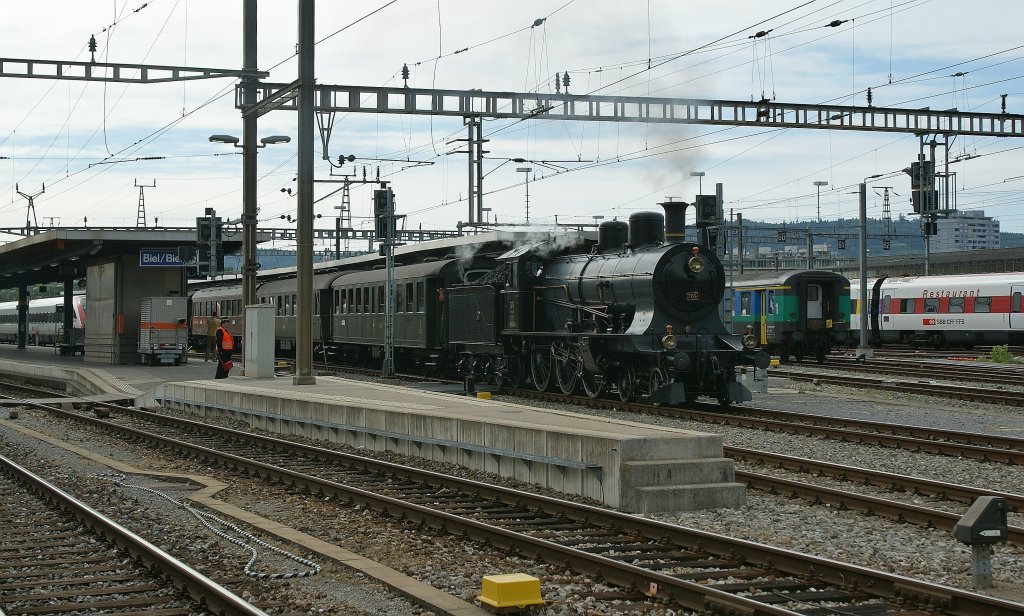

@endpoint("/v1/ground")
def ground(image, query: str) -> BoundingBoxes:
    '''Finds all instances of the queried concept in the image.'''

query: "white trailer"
[139,296,188,365]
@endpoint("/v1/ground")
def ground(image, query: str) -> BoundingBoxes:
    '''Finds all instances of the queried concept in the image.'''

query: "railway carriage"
[730,271,850,363]
[852,273,1024,348]
[189,285,249,351]
[256,272,340,356]
[328,258,494,370]
[0,295,86,354]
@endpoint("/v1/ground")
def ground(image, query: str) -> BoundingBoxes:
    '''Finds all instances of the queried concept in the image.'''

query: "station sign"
[139,247,190,267]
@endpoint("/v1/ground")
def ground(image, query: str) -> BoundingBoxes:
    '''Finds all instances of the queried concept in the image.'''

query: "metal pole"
[806,232,813,270]
[241,0,259,308]
[383,188,395,378]
[475,120,484,226]
[737,212,744,275]
[466,119,474,226]
[925,219,931,275]
[857,183,872,360]
[294,0,316,385]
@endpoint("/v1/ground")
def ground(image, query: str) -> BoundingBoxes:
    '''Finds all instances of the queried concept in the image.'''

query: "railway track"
[772,368,1024,407]
[0,453,266,616]
[15,398,1023,616]
[820,356,1024,386]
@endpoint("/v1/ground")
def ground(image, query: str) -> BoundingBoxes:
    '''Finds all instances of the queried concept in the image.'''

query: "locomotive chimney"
[660,200,689,244]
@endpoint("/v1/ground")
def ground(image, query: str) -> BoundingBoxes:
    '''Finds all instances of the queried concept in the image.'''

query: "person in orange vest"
[214,320,235,379]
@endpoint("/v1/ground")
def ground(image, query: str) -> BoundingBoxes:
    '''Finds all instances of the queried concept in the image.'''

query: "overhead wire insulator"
[554,72,560,93]
[88,35,98,63]
[562,71,570,91]
[825,19,848,28]
[866,87,873,107]
[401,63,410,87]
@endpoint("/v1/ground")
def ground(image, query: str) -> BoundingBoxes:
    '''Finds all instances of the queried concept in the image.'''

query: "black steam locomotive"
[447,202,769,406]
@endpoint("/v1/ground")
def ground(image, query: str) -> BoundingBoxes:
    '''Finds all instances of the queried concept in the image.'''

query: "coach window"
[740,292,751,316]
[416,282,425,312]
[291,294,297,316]
[396,284,405,313]
[882,294,891,314]
[975,296,992,313]
[949,297,965,313]
[807,285,819,301]
[355,288,362,314]
[1013,291,1022,313]
[364,287,370,313]
[900,298,914,313]
[924,298,939,314]
[405,282,414,312]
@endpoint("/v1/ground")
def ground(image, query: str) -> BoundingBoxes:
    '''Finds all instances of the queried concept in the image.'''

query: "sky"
[1,0,1023,251]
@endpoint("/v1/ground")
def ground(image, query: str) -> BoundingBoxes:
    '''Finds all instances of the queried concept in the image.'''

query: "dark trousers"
[215,351,232,379]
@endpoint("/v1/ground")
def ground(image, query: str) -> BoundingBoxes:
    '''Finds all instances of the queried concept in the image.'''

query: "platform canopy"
[0,228,247,288]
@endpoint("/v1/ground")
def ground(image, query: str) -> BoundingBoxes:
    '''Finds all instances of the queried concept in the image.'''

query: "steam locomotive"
[189,201,769,406]
[446,201,769,406]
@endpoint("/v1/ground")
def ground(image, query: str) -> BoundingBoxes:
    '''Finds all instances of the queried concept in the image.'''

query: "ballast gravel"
[2,369,1024,611]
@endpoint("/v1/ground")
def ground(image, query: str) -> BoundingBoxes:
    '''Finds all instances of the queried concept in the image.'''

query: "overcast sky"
[1,0,1022,249]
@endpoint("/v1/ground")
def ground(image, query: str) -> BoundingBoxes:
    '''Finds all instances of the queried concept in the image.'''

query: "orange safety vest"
[218,326,235,351]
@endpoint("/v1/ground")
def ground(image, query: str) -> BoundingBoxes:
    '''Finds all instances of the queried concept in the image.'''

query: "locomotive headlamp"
[688,255,705,273]
[662,324,678,350]
[742,334,758,349]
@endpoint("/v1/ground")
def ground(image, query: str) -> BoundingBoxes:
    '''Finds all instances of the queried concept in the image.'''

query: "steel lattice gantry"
[0,58,267,83]
[238,83,1024,137]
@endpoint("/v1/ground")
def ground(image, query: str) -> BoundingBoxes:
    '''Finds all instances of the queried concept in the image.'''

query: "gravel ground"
[2,370,1024,610]
[0,412,674,616]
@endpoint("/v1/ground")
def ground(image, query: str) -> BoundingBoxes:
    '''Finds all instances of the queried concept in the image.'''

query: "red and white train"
[851,273,1024,348]
[0,295,87,354]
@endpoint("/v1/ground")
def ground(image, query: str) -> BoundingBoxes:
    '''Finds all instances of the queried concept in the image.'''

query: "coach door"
[1012,286,1024,329]
[806,284,823,321]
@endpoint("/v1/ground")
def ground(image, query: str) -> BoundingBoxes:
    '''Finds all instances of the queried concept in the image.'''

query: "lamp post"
[208,133,291,308]
[813,180,828,222]
[690,171,705,194]
[856,174,882,361]
[517,167,532,222]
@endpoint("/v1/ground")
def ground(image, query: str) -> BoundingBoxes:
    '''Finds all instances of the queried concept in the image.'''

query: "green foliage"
[989,344,1017,364]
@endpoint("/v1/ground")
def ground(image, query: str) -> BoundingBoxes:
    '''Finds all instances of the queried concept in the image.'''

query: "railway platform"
[0,345,746,513]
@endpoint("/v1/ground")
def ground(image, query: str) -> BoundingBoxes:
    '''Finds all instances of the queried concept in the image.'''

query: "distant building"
[931,210,1000,253]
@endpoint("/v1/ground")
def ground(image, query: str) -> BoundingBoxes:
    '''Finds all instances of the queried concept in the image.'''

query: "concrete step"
[620,458,736,487]
[632,482,747,513]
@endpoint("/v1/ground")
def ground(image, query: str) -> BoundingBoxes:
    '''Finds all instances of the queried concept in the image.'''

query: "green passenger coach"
[730,270,851,363]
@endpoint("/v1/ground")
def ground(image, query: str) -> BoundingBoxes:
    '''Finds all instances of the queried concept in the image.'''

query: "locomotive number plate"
[686,291,699,301]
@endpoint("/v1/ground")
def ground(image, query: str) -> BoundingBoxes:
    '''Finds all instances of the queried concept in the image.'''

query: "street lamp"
[813,180,828,222]
[517,167,533,223]
[690,171,706,194]
[209,134,291,148]
[482,207,492,224]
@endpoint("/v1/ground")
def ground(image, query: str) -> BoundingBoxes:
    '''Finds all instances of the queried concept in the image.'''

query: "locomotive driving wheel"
[617,366,636,403]
[553,341,580,395]
[646,367,667,400]
[581,371,605,399]
[530,344,554,392]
